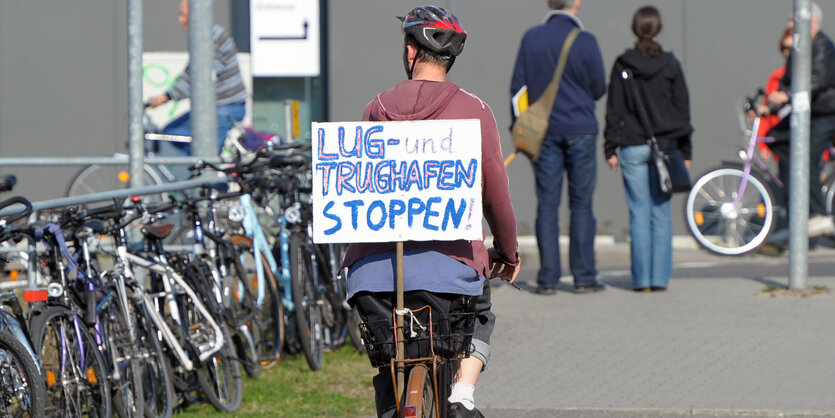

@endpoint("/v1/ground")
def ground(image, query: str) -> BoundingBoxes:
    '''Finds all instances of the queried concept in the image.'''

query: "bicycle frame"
[238,193,294,312]
[110,234,224,370]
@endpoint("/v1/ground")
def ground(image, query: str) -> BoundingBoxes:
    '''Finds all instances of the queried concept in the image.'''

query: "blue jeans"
[534,133,598,287]
[161,102,247,155]
[619,145,672,289]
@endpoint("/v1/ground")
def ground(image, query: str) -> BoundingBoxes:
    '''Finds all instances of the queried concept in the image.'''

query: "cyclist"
[757,2,835,237]
[341,6,520,418]
[147,0,248,157]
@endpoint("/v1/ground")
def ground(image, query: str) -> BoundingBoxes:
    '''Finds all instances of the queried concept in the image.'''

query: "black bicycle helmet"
[398,6,467,58]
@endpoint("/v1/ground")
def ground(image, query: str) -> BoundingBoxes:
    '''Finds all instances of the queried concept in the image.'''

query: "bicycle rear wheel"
[0,331,46,417]
[685,165,777,255]
[230,235,284,370]
[402,364,435,418]
[66,164,165,204]
[289,232,324,371]
[195,325,243,413]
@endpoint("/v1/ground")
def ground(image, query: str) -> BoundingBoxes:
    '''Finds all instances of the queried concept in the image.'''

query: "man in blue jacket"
[510,0,606,295]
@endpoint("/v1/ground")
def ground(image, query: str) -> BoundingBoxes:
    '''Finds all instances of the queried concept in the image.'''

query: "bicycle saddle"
[140,222,175,239]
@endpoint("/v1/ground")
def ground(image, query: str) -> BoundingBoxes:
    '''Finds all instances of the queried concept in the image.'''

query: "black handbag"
[622,68,691,195]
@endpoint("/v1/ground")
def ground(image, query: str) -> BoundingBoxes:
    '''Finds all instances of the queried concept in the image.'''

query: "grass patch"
[758,285,831,298]
[174,344,376,417]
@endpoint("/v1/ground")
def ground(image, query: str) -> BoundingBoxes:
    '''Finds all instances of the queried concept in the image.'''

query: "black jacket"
[603,49,693,159]
[781,31,835,116]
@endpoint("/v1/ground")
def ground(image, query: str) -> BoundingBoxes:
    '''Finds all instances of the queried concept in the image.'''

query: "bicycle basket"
[353,290,475,368]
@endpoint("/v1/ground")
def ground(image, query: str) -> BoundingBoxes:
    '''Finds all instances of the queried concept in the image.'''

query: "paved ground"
[476,239,835,417]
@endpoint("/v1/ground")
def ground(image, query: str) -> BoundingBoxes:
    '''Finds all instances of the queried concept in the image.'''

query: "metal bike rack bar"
[0,155,221,166]
[0,175,232,216]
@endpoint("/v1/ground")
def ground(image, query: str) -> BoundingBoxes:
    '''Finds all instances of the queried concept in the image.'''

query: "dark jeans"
[768,114,835,216]
[534,133,598,287]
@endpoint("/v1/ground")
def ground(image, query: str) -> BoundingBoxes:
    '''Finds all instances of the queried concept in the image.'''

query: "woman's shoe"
[650,286,667,292]
[633,287,651,292]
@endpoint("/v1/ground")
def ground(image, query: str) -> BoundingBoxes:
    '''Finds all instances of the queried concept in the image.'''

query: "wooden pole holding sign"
[395,241,405,409]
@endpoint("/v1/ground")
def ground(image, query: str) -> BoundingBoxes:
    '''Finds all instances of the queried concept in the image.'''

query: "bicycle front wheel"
[685,166,777,255]
[289,232,324,371]
[29,305,113,417]
[0,330,46,417]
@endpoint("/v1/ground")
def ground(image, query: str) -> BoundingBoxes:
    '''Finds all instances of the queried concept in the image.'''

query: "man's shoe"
[808,215,835,237]
[448,402,485,418]
[534,285,557,295]
[574,280,606,294]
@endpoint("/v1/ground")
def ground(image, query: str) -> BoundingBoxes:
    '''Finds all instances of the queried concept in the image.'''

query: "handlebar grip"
[269,154,308,168]
[0,196,33,225]
[84,287,97,327]
[0,175,17,193]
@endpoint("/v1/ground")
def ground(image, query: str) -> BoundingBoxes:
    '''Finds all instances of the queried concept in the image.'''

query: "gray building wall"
[329,0,827,237]
[0,0,830,238]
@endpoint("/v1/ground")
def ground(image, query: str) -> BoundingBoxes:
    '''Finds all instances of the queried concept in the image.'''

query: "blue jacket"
[511,12,606,135]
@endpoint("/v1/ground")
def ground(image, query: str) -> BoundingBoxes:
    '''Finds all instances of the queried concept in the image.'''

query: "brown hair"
[632,6,662,57]
[779,27,792,54]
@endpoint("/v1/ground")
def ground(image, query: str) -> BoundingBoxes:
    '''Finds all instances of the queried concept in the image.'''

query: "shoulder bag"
[621,68,691,195]
[512,27,580,162]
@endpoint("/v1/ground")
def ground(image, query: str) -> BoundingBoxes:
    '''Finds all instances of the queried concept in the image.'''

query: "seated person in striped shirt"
[147,0,248,155]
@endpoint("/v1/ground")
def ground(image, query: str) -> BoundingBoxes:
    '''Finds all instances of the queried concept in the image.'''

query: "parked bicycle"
[0,187,47,417]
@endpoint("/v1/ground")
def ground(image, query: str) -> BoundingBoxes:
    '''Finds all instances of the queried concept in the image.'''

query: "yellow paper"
[511,85,529,117]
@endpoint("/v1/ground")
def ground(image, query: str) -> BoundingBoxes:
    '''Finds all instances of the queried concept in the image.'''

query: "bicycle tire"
[0,330,46,417]
[289,232,324,371]
[402,364,436,418]
[66,164,166,204]
[135,303,174,418]
[230,235,284,369]
[29,304,113,418]
[685,165,777,255]
[823,174,835,215]
[195,324,243,413]
[97,289,145,418]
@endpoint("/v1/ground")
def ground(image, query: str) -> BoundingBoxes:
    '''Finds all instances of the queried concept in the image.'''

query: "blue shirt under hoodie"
[510,11,606,135]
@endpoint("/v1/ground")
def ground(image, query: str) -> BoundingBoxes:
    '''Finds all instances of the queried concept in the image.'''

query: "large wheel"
[685,165,777,255]
[135,304,174,418]
[823,174,835,215]
[289,232,324,371]
[66,164,166,204]
[29,305,112,418]
[195,325,243,413]
[96,289,145,418]
[230,235,284,370]
[0,330,46,417]
[402,364,435,418]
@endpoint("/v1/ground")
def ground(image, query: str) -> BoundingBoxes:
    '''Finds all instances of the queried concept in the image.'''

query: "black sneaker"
[448,402,485,418]
[574,280,606,294]
[534,285,557,295]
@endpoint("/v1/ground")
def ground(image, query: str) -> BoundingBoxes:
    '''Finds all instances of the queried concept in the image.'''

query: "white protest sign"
[312,119,483,244]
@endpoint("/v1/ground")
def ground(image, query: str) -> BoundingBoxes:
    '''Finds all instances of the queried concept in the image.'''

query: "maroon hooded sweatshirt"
[340,79,519,277]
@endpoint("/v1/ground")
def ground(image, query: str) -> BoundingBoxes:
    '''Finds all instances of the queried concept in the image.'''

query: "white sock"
[448,382,475,410]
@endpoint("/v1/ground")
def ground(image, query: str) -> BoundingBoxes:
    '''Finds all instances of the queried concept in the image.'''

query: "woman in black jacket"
[603,5,693,292]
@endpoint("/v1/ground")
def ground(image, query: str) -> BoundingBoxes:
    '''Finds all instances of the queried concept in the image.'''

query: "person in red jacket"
[342,6,519,418]
[756,27,793,161]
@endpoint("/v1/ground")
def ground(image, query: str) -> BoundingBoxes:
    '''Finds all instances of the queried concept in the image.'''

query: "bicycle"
[0,192,47,417]
[193,148,326,371]
[353,283,475,417]
[684,89,835,255]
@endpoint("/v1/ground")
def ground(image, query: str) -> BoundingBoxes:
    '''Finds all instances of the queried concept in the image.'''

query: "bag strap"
[534,27,581,114]
[621,68,659,147]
